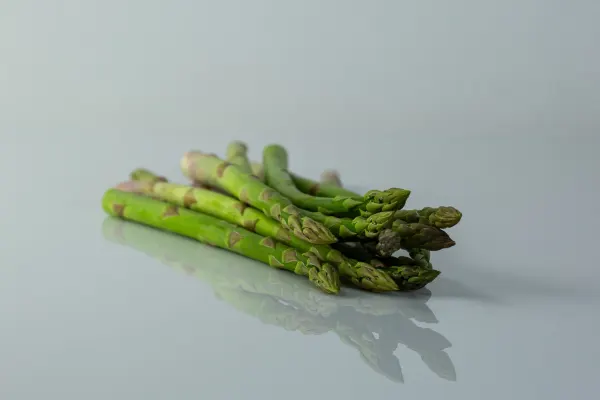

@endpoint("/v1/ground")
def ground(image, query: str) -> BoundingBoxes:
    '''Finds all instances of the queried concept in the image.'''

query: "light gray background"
[1,1,599,399]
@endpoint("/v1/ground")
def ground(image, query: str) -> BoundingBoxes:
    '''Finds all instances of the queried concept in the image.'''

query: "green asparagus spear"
[291,173,410,217]
[130,168,167,183]
[292,172,366,198]
[180,151,337,244]
[119,178,398,292]
[302,209,394,239]
[320,169,343,187]
[226,140,253,173]
[394,207,462,229]
[262,144,411,217]
[373,221,456,257]
[102,188,340,294]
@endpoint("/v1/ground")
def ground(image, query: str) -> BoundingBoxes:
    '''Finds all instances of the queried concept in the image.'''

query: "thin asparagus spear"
[119,177,398,292]
[292,172,361,198]
[226,140,253,173]
[301,209,394,239]
[320,169,343,187]
[180,151,337,244]
[102,188,340,294]
[130,168,167,183]
[263,144,411,216]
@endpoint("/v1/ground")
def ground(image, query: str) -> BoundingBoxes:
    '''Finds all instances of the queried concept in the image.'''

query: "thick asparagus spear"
[102,188,340,294]
[263,145,411,216]
[118,178,398,292]
[251,161,265,182]
[394,207,462,229]
[320,169,343,187]
[181,151,337,244]
[226,140,253,173]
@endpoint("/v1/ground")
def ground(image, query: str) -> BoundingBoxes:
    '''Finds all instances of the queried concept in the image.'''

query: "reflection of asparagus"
[102,189,340,294]
[102,218,456,382]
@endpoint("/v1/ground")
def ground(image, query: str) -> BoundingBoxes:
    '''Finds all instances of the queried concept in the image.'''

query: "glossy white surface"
[2,1,599,399]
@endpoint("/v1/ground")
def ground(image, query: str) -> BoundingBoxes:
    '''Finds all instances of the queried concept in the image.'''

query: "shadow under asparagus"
[102,217,457,383]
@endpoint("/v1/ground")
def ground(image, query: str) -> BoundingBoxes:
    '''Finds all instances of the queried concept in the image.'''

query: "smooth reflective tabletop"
[1,136,598,399]
[2,1,599,398]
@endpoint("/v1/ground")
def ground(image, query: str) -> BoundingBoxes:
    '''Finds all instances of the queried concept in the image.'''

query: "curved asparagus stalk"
[263,144,365,214]
[394,207,462,229]
[262,145,411,216]
[320,169,342,187]
[292,173,366,198]
[119,177,398,292]
[226,140,253,173]
[290,172,410,217]
[102,188,340,294]
[102,218,455,382]
[180,151,337,244]
[302,209,394,239]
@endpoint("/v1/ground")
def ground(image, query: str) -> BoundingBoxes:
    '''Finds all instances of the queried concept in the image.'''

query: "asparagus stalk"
[373,221,456,257]
[394,207,462,229]
[130,168,167,183]
[320,169,343,187]
[292,172,364,198]
[180,151,337,244]
[226,140,253,173]
[301,209,394,240]
[102,188,341,294]
[262,145,411,217]
[118,178,398,292]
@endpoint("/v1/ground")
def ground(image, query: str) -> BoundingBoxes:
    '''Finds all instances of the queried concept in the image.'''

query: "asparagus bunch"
[118,172,399,292]
[100,140,463,295]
